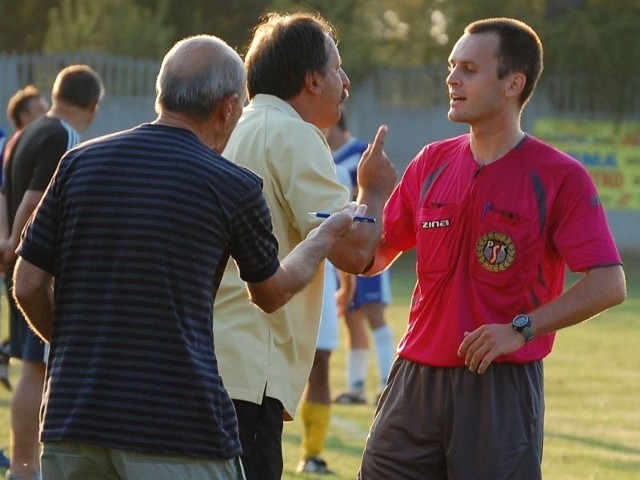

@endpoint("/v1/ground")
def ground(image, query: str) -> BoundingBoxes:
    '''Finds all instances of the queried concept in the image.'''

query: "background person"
[1,66,103,480]
[11,34,365,480]
[1,85,50,385]
[0,84,49,472]
[358,17,626,480]
[296,164,354,475]
[0,127,4,161]
[2,85,50,174]
[326,113,396,405]
[213,12,397,480]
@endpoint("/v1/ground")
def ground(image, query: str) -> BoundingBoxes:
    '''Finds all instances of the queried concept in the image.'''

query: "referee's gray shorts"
[358,357,544,480]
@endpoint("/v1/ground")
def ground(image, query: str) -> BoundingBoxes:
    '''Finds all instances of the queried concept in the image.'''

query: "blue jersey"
[333,137,368,187]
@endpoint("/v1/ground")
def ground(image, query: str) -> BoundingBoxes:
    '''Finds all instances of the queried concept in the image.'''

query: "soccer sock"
[301,401,331,460]
[347,348,369,394]
[372,325,395,391]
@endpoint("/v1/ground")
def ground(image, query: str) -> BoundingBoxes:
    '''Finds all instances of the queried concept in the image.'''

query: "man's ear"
[505,72,526,99]
[304,70,323,95]
[89,99,100,114]
[221,93,239,120]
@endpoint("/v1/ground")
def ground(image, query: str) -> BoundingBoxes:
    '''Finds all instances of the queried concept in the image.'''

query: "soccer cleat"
[296,456,334,475]
[333,391,366,405]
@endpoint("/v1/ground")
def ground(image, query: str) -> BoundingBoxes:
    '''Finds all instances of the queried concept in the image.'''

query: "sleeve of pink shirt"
[382,146,429,252]
[548,161,622,273]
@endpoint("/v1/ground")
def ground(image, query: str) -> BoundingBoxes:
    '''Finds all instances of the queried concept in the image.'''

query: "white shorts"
[316,261,339,352]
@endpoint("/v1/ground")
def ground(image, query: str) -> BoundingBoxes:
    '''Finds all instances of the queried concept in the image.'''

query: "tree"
[268,0,434,82]
[267,0,549,83]
[44,0,175,59]
[139,0,273,53]
[0,0,59,52]
[540,1,640,115]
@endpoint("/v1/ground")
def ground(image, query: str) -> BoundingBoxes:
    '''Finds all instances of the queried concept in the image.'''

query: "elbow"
[250,292,288,314]
[334,251,375,275]
[606,265,627,308]
[255,300,279,314]
[13,275,36,313]
[612,277,627,307]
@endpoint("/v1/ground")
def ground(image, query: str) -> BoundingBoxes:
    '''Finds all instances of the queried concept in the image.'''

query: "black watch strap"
[512,314,535,342]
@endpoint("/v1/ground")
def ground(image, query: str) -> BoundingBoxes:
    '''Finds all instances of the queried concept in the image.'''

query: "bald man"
[11,35,364,480]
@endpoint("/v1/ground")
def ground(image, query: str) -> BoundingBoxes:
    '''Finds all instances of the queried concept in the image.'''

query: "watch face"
[513,315,529,328]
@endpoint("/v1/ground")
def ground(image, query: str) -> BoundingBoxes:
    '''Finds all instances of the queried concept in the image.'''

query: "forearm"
[529,264,626,337]
[0,193,9,239]
[13,257,54,342]
[11,191,42,247]
[328,191,387,273]
[20,287,54,343]
[329,124,397,273]
[248,207,359,313]
[279,228,335,292]
[458,264,626,375]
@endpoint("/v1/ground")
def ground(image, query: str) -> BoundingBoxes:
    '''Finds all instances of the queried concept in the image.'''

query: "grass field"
[1,251,639,479]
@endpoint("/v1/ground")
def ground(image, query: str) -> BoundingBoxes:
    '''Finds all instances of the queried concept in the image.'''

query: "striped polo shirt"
[17,123,280,458]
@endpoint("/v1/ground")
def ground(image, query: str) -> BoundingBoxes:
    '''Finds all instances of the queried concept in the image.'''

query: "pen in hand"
[309,211,376,224]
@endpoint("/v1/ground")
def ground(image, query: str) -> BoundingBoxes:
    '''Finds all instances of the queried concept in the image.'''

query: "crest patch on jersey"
[475,231,515,272]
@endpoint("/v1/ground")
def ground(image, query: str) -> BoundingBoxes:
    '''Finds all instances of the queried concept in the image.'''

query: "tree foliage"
[267,0,551,83]
[44,0,175,58]
[540,1,640,116]
[0,0,59,53]
[1,0,638,92]
[542,2,640,76]
[135,0,273,54]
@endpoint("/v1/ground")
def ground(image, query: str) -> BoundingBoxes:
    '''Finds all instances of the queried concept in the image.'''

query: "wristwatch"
[511,314,535,342]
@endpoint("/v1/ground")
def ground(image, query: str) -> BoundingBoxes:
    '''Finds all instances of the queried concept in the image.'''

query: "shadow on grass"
[283,431,300,441]
[283,430,367,459]
[325,436,368,458]
[546,430,640,455]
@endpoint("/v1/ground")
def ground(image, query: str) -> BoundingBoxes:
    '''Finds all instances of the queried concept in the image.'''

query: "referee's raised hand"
[356,125,397,199]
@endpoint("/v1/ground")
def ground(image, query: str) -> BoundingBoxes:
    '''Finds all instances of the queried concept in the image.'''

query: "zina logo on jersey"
[422,219,450,229]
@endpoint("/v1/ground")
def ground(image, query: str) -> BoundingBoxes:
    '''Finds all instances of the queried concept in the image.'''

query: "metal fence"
[0,53,638,251]
[0,52,158,98]
[371,66,640,120]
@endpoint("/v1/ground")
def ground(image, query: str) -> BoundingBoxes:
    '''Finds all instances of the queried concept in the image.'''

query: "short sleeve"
[228,183,281,283]
[382,149,427,252]
[550,163,621,272]
[268,124,350,238]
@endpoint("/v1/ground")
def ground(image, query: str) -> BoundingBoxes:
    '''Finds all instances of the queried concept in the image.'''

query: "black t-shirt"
[4,115,79,229]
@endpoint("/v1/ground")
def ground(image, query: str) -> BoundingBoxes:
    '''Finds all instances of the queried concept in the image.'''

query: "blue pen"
[309,211,376,224]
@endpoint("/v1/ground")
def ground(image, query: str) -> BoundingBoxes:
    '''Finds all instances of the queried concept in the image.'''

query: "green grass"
[281,251,640,479]
[1,251,639,479]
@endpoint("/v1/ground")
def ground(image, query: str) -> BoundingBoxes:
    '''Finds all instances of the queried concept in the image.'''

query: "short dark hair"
[52,64,104,109]
[465,18,543,107]
[7,84,43,128]
[245,12,337,100]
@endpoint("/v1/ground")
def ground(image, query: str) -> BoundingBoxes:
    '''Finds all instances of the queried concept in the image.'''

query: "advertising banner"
[534,119,640,210]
